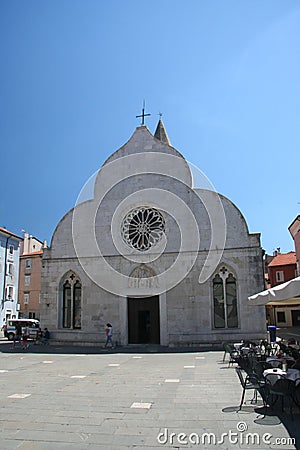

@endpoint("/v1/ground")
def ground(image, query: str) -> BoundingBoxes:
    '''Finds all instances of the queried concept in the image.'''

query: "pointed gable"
[102,124,185,166]
[154,119,171,145]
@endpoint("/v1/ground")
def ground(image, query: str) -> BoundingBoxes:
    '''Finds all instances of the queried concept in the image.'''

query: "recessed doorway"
[292,309,300,326]
[127,296,160,344]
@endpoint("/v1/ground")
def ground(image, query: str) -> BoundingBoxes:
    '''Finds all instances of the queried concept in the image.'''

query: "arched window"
[62,281,71,328]
[213,274,225,328]
[61,273,82,329]
[73,280,82,329]
[213,267,238,329]
[226,273,238,328]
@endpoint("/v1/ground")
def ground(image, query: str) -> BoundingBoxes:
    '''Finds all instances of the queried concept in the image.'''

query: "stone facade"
[40,123,266,346]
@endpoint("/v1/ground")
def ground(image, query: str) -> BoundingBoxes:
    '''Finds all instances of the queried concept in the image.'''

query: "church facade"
[40,120,266,346]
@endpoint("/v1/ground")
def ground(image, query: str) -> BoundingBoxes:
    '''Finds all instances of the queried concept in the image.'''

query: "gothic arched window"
[213,267,238,329]
[63,280,71,328]
[226,273,238,328]
[61,273,82,329]
[73,280,82,329]
[213,274,225,328]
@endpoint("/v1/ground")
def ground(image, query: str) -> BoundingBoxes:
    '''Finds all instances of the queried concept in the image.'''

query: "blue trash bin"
[268,325,277,343]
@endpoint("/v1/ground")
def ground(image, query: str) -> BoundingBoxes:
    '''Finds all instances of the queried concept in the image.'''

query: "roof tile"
[268,252,296,267]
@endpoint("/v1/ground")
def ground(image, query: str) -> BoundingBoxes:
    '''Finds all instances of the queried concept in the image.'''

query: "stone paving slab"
[0,344,299,449]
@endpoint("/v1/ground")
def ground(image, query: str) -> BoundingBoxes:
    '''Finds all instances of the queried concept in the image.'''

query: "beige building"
[41,121,266,346]
[18,233,46,320]
[289,215,300,274]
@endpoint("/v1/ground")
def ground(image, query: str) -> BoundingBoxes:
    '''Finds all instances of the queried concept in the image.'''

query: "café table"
[263,368,300,385]
[233,342,254,355]
[266,355,294,368]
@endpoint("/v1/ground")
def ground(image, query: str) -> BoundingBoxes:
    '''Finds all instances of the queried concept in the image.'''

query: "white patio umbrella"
[248,276,300,306]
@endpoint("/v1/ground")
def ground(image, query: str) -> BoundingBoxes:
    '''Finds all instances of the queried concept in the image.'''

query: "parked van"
[4,319,40,340]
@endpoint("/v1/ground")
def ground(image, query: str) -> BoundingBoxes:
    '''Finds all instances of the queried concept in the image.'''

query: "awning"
[248,276,300,306]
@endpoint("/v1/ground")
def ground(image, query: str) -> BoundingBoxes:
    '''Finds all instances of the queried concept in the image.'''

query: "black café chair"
[291,378,300,409]
[289,348,300,361]
[235,367,264,411]
[252,360,272,380]
[264,373,295,419]
[246,352,258,372]
[237,354,252,373]
[287,359,296,369]
[223,343,240,367]
[223,342,233,362]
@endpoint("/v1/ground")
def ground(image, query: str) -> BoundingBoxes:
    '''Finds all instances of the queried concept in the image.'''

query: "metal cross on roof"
[136,101,151,125]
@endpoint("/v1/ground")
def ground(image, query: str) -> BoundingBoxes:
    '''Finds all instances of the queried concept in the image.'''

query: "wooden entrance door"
[127,296,160,344]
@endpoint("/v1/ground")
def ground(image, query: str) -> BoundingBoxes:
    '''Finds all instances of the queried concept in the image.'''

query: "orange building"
[268,251,297,287]
[18,233,46,320]
[265,251,299,327]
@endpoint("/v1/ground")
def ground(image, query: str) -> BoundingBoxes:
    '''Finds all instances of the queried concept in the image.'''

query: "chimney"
[23,232,29,254]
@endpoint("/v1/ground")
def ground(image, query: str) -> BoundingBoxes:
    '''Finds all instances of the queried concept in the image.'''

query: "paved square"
[0,346,299,449]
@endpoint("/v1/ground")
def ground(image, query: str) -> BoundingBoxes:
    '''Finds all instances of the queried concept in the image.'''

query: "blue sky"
[1,0,299,254]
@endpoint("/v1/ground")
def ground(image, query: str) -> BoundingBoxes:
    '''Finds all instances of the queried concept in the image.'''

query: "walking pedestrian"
[13,323,22,348]
[104,323,114,349]
[22,325,30,350]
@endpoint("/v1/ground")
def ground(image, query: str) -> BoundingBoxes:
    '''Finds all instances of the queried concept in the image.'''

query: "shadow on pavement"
[219,356,300,447]
[0,339,220,355]
[253,405,300,445]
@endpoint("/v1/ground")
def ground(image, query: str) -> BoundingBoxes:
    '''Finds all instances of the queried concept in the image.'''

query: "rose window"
[121,207,165,251]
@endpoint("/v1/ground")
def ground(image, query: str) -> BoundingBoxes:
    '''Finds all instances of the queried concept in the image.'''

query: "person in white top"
[104,323,114,349]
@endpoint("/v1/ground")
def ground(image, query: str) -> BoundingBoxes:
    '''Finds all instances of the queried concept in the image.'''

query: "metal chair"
[264,373,295,419]
[252,360,272,380]
[223,343,240,367]
[235,368,264,411]
[222,342,233,362]
[291,377,300,410]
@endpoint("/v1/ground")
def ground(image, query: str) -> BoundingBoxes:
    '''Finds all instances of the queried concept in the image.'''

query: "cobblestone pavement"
[0,338,299,450]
